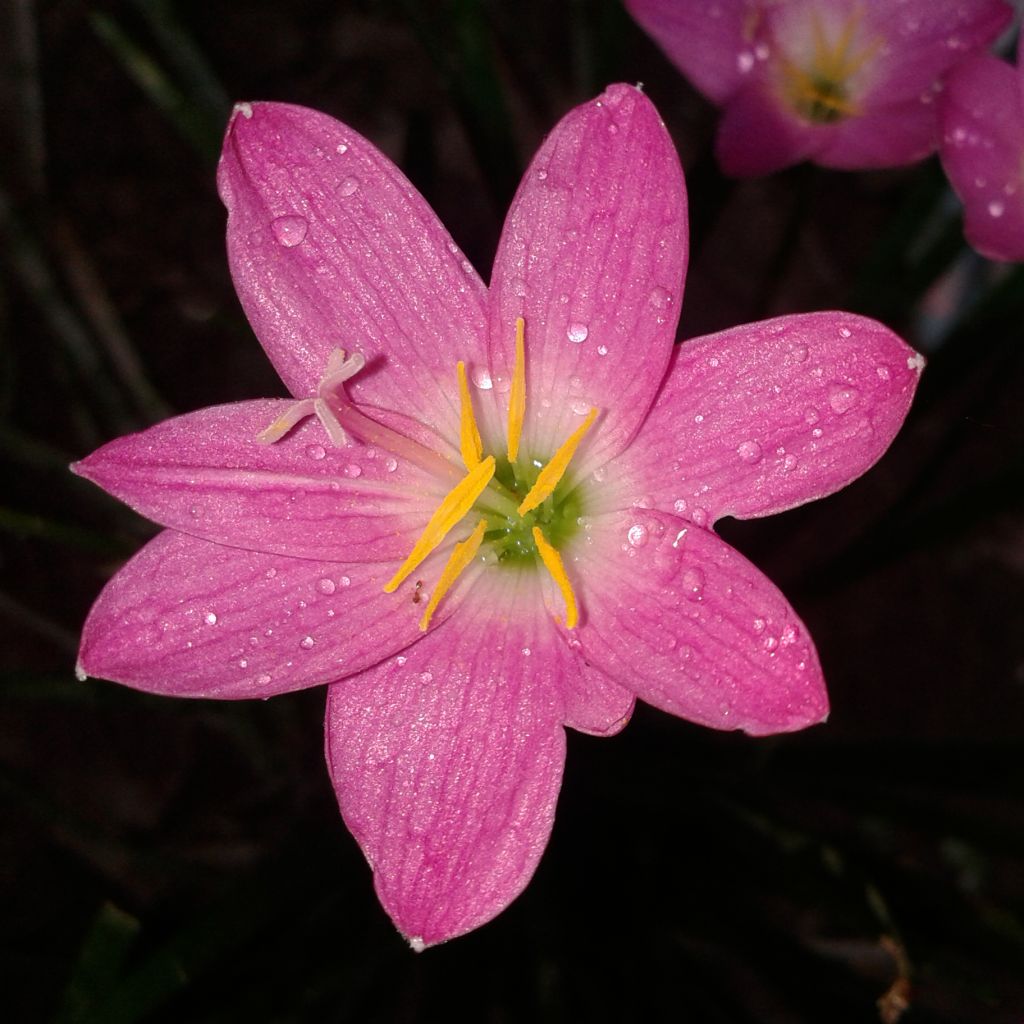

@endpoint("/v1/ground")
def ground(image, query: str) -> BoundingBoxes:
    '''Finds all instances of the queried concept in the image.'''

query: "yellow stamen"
[384,456,495,593]
[517,407,598,516]
[506,317,526,463]
[532,526,578,629]
[457,361,483,469]
[419,518,487,631]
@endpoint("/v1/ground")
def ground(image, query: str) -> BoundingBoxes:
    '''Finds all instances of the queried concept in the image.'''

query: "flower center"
[776,5,880,124]
[258,318,596,633]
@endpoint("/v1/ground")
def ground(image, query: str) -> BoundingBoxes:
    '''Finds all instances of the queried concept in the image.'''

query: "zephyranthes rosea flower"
[625,0,1011,176]
[939,36,1024,261]
[75,85,922,947]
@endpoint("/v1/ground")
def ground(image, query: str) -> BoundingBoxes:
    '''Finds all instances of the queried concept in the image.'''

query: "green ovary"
[481,455,584,566]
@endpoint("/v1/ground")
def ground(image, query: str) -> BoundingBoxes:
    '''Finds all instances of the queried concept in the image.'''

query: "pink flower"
[626,0,1011,176]
[939,37,1024,261]
[74,86,921,948]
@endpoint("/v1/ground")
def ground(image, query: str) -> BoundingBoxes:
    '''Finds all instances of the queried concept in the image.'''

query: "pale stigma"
[532,525,578,629]
[257,348,365,446]
[419,518,487,630]
[506,317,526,463]
[457,361,483,469]
[384,456,496,593]
[518,407,598,516]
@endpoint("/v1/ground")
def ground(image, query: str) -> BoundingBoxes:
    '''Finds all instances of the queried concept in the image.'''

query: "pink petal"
[599,313,921,524]
[624,0,750,103]
[77,530,461,698]
[560,660,635,737]
[73,400,448,563]
[939,53,1024,262]
[325,582,566,947]
[865,0,1012,101]
[570,509,828,736]
[218,102,488,432]
[816,97,938,169]
[716,80,825,177]
[487,84,688,469]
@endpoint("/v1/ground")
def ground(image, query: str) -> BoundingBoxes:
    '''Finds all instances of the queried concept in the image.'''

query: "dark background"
[2,1,1022,1021]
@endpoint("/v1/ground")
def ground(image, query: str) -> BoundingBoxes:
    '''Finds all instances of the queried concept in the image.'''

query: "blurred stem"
[90,12,221,162]
[398,0,522,210]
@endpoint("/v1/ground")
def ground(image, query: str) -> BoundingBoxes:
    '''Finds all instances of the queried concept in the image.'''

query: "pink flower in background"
[939,37,1024,261]
[626,0,1012,176]
[75,86,921,947]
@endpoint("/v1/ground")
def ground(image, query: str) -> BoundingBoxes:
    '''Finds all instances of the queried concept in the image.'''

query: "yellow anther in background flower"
[532,526,578,629]
[384,456,495,593]
[419,518,487,630]
[506,317,526,463]
[518,407,598,516]
[457,361,483,469]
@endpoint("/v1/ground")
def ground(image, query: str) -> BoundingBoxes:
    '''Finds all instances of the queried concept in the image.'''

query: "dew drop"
[318,578,337,595]
[522,647,532,657]
[673,498,688,514]
[271,215,308,247]
[829,384,859,414]
[592,465,607,483]
[737,50,755,73]
[256,673,272,686]
[737,440,762,464]
[838,326,852,339]
[627,523,649,547]
[471,366,493,390]
[300,635,315,650]
[568,375,582,390]
[419,671,434,684]
[804,406,819,425]
[780,624,798,646]
[338,177,360,197]
[782,453,798,472]
[306,443,326,461]
[681,567,705,601]
[204,611,218,625]
[690,507,708,527]
[789,344,809,363]
[385,457,398,472]
[876,365,891,381]
[536,168,548,181]
[988,199,1005,218]
[812,427,823,438]
[335,142,349,155]
[265,567,277,579]
[396,655,407,666]
[571,398,590,415]
[648,286,672,309]
[238,658,248,669]
[567,322,589,344]
[597,344,609,356]
[339,575,351,587]
[344,463,362,478]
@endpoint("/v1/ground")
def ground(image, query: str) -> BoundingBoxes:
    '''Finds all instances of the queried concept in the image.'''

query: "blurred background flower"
[1,1,1022,1021]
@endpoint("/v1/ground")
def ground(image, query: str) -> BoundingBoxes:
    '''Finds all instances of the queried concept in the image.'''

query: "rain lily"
[939,36,1024,261]
[625,0,1011,176]
[75,85,922,947]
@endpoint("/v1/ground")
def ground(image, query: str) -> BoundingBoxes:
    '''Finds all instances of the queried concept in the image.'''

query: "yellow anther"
[384,456,495,593]
[532,526,578,629]
[419,518,487,631]
[517,407,598,516]
[457,361,483,469]
[506,317,526,463]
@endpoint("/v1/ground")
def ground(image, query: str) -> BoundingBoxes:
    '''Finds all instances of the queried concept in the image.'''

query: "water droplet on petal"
[804,406,819,425]
[627,523,649,547]
[567,322,589,344]
[838,326,852,339]
[385,457,398,472]
[690,507,708,527]
[829,384,859,414]
[536,168,548,181]
[300,635,315,650]
[737,440,762,464]
[471,366,493,390]
[271,215,308,247]
[752,618,766,633]
[681,567,705,601]
[318,578,336,595]
[339,575,351,587]
[789,345,809,363]
[306,444,326,460]
[238,658,248,669]
[335,142,349,155]
[673,498,687,514]
[344,463,362,478]
[204,611,218,625]
[592,465,606,482]
[522,647,532,656]
[571,398,590,415]
[648,286,672,309]
[782,453,798,472]
[876,365,891,381]
[737,50,755,73]
[338,177,360,197]
[419,671,433,684]
[257,673,272,686]
[988,199,1005,218]
[597,344,609,356]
